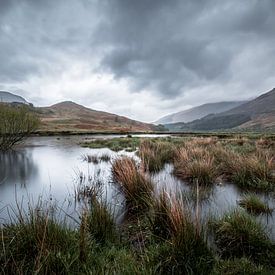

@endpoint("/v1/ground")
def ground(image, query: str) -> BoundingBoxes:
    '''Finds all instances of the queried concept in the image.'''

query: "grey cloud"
[0,0,274,120]
[96,0,275,98]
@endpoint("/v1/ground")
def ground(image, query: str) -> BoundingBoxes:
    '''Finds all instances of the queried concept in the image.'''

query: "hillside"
[37,101,158,133]
[156,101,246,124]
[0,91,29,105]
[165,88,275,132]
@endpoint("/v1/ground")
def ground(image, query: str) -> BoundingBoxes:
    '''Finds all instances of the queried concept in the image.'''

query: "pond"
[0,134,274,238]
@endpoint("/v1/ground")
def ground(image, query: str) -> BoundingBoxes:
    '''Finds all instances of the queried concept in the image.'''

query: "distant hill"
[156,101,247,124]
[0,91,29,105]
[165,88,275,132]
[37,101,159,133]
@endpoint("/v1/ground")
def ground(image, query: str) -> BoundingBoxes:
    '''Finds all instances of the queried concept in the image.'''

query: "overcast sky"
[0,0,274,122]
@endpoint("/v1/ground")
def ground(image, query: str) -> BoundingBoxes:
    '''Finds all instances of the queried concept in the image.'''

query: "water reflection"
[0,150,38,187]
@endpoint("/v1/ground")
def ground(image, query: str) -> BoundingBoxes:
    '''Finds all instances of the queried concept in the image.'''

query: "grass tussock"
[86,198,117,245]
[211,209,275,266]
[239,193,273,215]
[0,207,83,274]
[150,192,214,274]
[112,157,153,215]
[139,139,175,172]
[174,146,218,185]
[225,153,274,190]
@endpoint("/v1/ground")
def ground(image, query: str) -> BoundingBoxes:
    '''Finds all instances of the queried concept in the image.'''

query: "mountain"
[165,88,275,132]
[156,101,247,124]
[0,91,29,105]
[37,101,159,133]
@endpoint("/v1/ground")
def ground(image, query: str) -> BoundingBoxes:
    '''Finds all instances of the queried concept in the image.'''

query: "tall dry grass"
[151,191,214,274]
[139,139,175,172]
[174,146,218,185]
[112,157,153,215]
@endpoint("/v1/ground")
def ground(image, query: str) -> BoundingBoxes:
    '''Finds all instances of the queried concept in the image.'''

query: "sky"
[0,0,274,122]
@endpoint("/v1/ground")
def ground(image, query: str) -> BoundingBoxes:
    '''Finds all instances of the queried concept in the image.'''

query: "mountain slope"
[156,101,247,124]
[0,91,29,104]
[222,88,275,117]
[165,88,275,131]
[37,101,158,132]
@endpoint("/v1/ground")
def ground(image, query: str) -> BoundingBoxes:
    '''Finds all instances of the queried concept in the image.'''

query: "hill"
[37,101,159,133]
[156,101,246,124]
[0,91,29,105]
[165,88,275,132]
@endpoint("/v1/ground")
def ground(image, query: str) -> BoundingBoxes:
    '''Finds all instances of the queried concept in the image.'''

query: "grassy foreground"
[1,135,275,274]
[1,198,274,274]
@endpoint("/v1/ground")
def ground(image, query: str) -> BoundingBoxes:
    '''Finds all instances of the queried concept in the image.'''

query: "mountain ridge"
[0,91,29,105]
[37,101,158,132]
[165,88,275,132]
[156,101,247,124]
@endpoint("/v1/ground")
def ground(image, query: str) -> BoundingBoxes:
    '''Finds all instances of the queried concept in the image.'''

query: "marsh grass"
[174,146,218,185]
[149,192,214,274]
[214,257,267,274]
[239,193,273,215]
[112,157,153,215]
[99,153,111,162]
[74,171,103,202]
[229,154,274,190]
[82,154,99,164]
[139,139,175,172]
[82,137,140,152]
[211,209,275,266]
[0,206,83,274]
[86,198,118,245]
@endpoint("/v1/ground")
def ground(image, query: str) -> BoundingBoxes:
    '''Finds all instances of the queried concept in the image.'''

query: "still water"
[0,135,274,237]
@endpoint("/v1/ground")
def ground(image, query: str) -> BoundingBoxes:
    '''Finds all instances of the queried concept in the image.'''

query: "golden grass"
[112,157,153,214]
[174,146,218,185]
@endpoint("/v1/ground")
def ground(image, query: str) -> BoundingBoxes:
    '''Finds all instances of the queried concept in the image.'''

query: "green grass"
[211,209,275,266]
[2,135,275,273]
[0,208,85,274]
[213,257,268,275]
[239,193,273,215]
[86,198,117,245]
[148,193,214,274]
[82,137,140,152]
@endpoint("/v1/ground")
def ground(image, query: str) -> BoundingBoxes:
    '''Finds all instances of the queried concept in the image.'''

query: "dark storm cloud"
[96,0,275,97]
[0,0,275,119]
